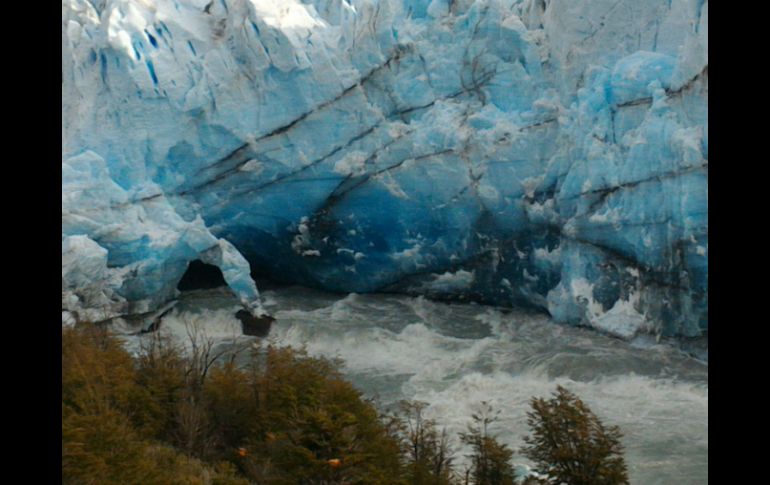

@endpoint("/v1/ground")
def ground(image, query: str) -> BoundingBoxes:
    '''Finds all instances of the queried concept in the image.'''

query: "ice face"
[62,0,707,338]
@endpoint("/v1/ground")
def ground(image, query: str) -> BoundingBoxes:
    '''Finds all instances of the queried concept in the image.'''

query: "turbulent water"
[120,286,707,484]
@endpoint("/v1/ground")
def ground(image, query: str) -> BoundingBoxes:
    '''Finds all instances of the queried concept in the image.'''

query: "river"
[119,285,707,484]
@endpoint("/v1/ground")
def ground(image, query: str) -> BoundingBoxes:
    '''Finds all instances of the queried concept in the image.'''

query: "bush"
[62,323,138,416]
[62,325,630,485]
[62,324,248,485]
[459,402,517,485]
[233,346,404,484]
[132,333,188,440]
[521,386,629,485]
[62,324,405,485]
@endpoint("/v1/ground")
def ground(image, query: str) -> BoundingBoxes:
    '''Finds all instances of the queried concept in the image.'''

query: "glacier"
[62,0,707,339]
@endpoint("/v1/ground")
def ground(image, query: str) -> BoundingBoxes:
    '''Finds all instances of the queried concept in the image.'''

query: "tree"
[134,315,251,457]
[459,402,516,485]
[394,400,456,485]
[63,324,405,484]
[521,386,628,485]
[225,345,405,484]
[62,324,249,485]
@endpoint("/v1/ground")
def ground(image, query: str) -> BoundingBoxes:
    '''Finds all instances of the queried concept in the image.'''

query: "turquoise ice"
[62,0,707,338]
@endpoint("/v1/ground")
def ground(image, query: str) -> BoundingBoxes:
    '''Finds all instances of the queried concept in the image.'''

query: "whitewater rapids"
[120,285,707,484]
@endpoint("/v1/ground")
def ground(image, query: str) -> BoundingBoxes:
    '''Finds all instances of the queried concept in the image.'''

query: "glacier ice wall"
[62,0,707,338]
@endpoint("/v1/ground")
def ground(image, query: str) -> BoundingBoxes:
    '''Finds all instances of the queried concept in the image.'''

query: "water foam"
[120,286,707,484]
[260,288,707,484]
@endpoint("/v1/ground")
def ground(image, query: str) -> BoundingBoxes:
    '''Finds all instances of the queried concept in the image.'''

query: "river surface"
[120,285,708,484]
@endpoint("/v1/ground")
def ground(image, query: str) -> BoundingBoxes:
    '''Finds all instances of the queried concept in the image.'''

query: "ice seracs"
[62,0,707,338]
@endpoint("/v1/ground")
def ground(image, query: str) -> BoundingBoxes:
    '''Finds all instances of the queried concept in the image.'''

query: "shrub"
[521,386,629,485]
[132,332,188,440]
[62,324,248,485]
[62,323,138,416]
[62,407,151,484]
[234,345,405,484]
[62,325,632,485]
[459,402,517,485]
[63,323,409,483]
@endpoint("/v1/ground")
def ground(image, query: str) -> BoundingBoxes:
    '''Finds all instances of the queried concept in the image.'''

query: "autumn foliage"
[62,324,401,484]
[521,386,629,485]
[62,324,629,485]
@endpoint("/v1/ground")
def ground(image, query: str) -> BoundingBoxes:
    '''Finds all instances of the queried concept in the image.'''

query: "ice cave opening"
[176,260,228,292]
